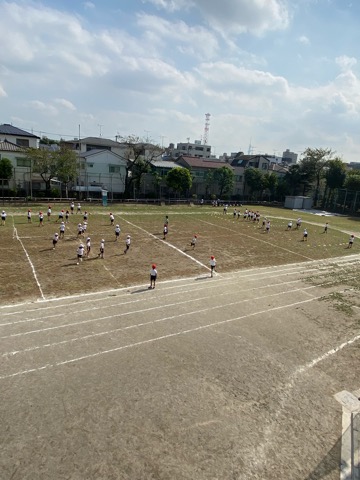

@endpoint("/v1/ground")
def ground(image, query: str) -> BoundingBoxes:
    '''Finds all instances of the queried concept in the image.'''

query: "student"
[303,228,308,242]
[77,223,83,237]
[233,209,237,217]
[82,221,88,234]
[190,234,197,248]
[77,202,81,214]
[163,224,168,240]
[265,220,270,233]
[83,211,88,221]
[114,224,121,241]
[109,213,115,225]
[86,236,91,257]
[296,218,302,229]
[124,235,131,254]
[210,255,216,277]
[223,205,228,214]
[70,201,75,214]
[1,210,7,226]
[52,232,59,249]
[149,264,157,289]
[27,209,32,223]
[348,234,355,248]
[323,222,329,234]
[164,215,169,226]
[287,220,293,230]
[59,221,65,239]
[77,243,84,264]
[65,210,70,223]
[56,209,64,222]
[98,239,105,258]
[39,211,44,227]
[47,206,52,221]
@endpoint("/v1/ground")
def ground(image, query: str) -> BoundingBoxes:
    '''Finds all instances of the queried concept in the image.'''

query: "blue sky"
[1,0,359,161]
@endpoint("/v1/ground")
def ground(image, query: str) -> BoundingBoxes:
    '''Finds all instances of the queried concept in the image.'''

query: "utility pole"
[98,124,104,137]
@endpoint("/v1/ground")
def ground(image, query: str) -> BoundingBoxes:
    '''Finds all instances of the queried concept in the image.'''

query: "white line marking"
[122,218,211,271]
[2,285,319,357]
[0,295,322,380]
[0,285,318,340]
[12,223,45,300]
[200,219,315,261]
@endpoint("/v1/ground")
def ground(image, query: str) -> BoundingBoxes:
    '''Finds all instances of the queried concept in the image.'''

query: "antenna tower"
[203,113,211,145]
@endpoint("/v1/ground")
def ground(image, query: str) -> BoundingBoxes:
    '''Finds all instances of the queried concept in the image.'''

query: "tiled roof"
[0,124,39,138]
[177,156,233,169]
[0,140,26,152]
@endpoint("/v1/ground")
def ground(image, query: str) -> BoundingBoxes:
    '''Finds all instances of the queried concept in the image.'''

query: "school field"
[1,203,360,304]
[1,203,360,479]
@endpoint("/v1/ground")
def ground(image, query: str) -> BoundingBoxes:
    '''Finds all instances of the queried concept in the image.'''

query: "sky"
[1,0,360,162]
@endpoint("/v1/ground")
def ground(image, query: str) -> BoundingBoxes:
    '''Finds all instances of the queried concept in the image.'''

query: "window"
[262,163,268,170]
[16,138,30,147]
[87,163,94,168]
[235,175,243,182]
[195,146,204,151]
[16,157,31,167]
[109,165,121,173]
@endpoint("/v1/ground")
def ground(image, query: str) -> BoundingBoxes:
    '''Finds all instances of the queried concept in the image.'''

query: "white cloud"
[136,14,219,60]
[0,84,7,97]
[298,35,310,45]
[54,99,76,111]
[335,55,357,71]
[83,1,95,9]
[28,100,58,116]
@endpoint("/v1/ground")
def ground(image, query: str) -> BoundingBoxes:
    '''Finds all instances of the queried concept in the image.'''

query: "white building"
[172,140,212,159]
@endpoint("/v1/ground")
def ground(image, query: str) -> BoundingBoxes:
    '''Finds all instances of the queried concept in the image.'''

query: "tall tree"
[26,146,77,196]
[204,170,215,198]
[283,164,307,195]
[244,167,264,198]
[0,157,13,182]
[166,167,192,196]
[213,166,235,197]
[118,135,163,197]
[344,170,360,191]
[323,158,346,207]
[300,148,333,204]
[55,146,78,198]
[263,172,278,200]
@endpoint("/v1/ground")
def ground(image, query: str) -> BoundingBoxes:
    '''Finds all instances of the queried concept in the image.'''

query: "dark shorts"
[115,232,120,237]
[53,240,57,246]
[150,274,157,281]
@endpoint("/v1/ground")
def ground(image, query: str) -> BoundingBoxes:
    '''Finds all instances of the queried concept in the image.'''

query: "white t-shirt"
[150,268,157,276]
[210,259,216,267]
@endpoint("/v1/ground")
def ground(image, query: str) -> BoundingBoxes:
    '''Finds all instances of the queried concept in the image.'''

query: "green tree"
[166,167,192,196]
[344,170,360,191]
[323,158,346,207]
[213,166,235,197]
[26,147,77,196]
[300,148,333,204]
[205,170,215,198]
[55,146,78,198]
[263,172,278,200]
[244,167,264,198]
[118,135,163,198]
[0,157,13,181]
[283,164,307,195]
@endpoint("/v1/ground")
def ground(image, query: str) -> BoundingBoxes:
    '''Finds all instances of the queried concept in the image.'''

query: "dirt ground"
[0,206,359,479]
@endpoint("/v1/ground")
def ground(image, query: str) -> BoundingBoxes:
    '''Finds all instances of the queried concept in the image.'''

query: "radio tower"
[203,113,211,145]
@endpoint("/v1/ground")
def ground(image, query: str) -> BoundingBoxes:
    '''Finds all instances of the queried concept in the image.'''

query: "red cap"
[211,256,215,259]
[152,264,156,269]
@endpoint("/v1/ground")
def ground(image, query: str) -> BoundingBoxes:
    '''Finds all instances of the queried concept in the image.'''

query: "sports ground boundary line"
[0,284,320,341]
[0,294,322,380]
[1,252,360,311]
[2,294,360,382]
[12,219,45,301]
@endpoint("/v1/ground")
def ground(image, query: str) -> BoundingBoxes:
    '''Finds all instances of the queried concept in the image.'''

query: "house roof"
[0,139,26,152]
[177,155,232,170]
[0,124,40,139]
[152,160,180,169]
[79,149,127,164]
[230,155,271,167]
